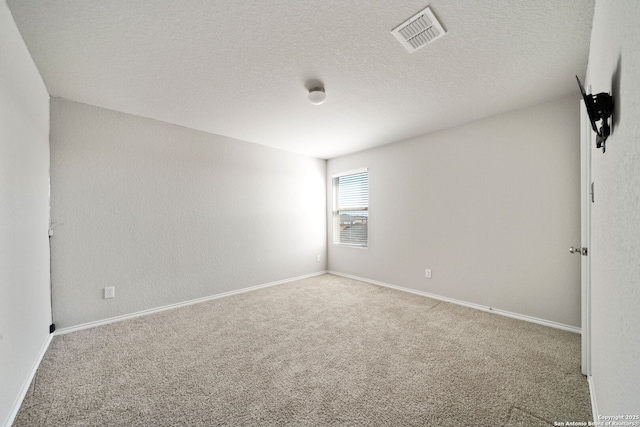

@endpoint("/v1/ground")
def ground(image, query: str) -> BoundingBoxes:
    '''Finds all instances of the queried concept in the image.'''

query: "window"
[333,169,368,247]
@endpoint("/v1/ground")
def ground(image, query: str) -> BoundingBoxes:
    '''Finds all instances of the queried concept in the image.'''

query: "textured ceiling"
[8,0,594,159]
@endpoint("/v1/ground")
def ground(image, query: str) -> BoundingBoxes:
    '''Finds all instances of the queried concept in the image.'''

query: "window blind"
[333,169,368,247]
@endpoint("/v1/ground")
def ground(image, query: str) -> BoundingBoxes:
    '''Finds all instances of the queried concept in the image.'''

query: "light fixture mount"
[308,87,327,105]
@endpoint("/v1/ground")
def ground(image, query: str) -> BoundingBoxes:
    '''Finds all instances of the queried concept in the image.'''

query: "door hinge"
[590,182,595,203]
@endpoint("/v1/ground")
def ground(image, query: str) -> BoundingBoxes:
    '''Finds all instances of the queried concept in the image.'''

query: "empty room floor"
[14,274,592,426]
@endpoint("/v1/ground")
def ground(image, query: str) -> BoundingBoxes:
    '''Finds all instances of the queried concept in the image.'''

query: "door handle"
[569,246,588,256]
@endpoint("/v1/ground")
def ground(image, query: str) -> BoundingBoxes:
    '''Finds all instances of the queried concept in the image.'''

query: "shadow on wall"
[611,55,622,132]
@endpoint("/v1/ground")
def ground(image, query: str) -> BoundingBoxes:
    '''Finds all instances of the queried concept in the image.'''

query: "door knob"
[569,246,588,255]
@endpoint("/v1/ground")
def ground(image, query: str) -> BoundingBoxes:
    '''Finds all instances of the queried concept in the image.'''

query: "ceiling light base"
[308,87,327,105]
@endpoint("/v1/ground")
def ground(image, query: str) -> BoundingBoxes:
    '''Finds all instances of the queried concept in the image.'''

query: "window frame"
[332,168,369,248]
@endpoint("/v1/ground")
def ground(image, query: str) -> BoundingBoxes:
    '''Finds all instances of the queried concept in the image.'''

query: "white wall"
[328,95,581,328]
[586,0,640,415]
[0,1,52,425]
[50,98,327,328]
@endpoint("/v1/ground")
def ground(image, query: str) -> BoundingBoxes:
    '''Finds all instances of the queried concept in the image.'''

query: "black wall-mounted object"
[576,76,614,153]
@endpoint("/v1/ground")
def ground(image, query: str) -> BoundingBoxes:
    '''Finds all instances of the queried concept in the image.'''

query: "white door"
[579,99,592,376]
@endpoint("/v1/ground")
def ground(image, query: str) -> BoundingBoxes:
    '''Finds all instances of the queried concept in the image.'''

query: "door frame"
[579,98,592,376]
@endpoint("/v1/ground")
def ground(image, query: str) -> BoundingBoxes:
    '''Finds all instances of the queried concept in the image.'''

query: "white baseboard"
[588,375,598,423]
[328,271,581,334]
[3,332,53,427]
[55,271,328,336]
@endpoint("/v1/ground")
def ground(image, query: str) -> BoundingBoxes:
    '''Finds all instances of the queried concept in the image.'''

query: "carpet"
[14,274,592,426]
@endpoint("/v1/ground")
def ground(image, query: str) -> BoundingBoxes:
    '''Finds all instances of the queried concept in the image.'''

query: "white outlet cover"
[104,286,115,299]
[425,269,432,279]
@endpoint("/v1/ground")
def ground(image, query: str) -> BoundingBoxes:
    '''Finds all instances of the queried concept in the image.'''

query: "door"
[579,99,592,376]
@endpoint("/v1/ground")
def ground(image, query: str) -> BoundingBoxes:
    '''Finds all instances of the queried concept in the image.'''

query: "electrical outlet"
[104,286,115,299]
[425,269,432,279]
[316,255,321,262]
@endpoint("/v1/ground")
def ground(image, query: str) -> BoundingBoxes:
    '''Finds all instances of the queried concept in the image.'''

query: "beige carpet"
[14,274,592,426]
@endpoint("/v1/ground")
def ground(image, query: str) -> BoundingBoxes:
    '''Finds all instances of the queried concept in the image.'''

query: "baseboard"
[55,271,328,336]
[3,333,53,427]
[588,375,598,423]
[328,271,581,334]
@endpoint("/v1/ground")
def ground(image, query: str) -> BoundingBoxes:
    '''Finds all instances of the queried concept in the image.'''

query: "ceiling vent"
[391,6,446,53]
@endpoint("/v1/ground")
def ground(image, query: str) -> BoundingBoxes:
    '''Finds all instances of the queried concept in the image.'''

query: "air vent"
[391,6,446,53]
